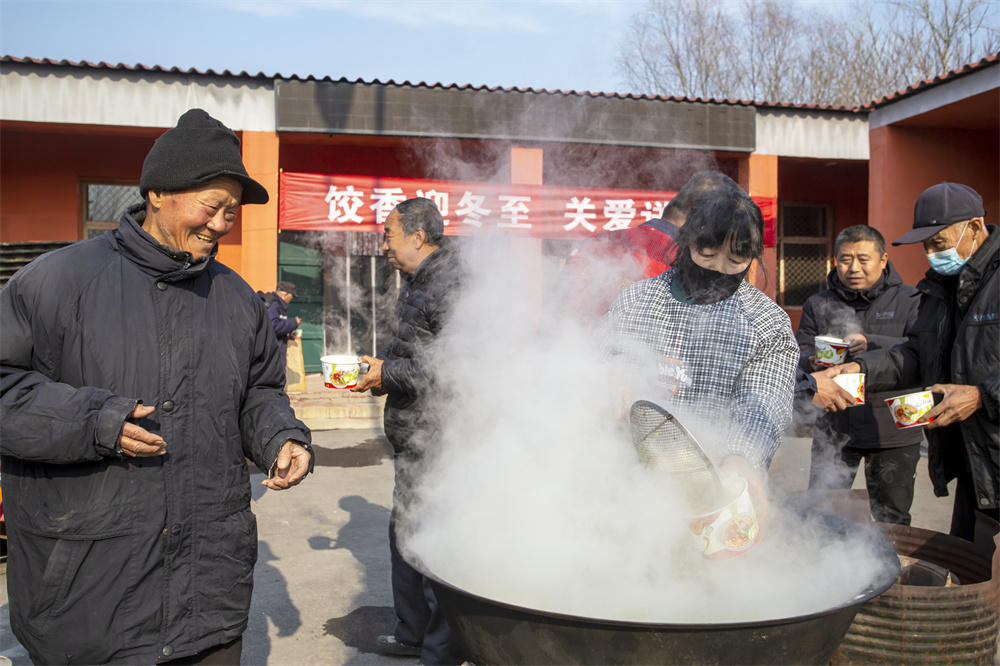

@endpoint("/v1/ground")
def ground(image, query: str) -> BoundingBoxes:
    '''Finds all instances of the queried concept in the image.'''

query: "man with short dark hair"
[827,182,999,540]
[352,197,464,665]
[796,225,921,523]
[0,108,313,664]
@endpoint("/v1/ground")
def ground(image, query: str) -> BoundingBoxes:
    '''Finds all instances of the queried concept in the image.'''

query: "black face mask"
[675,251,751,304]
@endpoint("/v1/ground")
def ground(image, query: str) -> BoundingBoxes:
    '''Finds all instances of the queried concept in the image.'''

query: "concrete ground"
[0,385,961,665]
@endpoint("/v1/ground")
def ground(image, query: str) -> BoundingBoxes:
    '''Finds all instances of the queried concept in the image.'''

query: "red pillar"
[510,147,545,328]
[744,153,779,300]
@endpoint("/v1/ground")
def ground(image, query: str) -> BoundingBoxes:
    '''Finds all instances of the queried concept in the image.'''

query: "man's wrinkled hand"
[811,372,857,412]
[921,384,982,428]
[262,441,311,490]
[120,404,167,457]
[352,355,384,394]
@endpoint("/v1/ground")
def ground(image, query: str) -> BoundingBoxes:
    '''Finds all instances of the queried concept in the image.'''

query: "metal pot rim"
[406,510,901,630]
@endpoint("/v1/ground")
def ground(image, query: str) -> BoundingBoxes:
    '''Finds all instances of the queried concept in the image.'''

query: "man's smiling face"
[145,177,242,259]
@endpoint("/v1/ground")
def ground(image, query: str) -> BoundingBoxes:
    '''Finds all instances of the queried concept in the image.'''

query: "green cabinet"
[278,231,400,373]
[279,236,324,373]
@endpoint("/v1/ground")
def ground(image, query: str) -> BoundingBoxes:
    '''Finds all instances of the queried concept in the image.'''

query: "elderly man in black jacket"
[0,109,313,664]
[827,182,999,541]
[353,197,464,665]
[262,280,303,356]
[796,225,921,524]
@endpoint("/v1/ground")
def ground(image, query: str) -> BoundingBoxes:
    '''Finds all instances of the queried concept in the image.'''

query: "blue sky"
[1,1,648,94]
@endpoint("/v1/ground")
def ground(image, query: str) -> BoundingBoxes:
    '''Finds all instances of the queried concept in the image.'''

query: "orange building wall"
[238,130,280,291]
[279,135,742,194]
[0,123,264,279]
[541,145,739,192]
[869,124,1000,287]
[777,158,870,331]
[778,158,869,235]
[0,127,152,242]
[280,136,490,180]
[742,153,779,299]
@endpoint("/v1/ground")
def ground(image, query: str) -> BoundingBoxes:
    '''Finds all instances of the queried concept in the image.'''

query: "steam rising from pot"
[399,236,895,624]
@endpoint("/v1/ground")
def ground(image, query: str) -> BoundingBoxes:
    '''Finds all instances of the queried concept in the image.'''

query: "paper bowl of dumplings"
[321,355,362,390]
[832,373,866,404]
[814,335,849,367]
[688,477,761,560]
[885,391,935,428]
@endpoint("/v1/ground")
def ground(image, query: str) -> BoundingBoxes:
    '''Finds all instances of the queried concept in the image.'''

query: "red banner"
[279,172,776,246]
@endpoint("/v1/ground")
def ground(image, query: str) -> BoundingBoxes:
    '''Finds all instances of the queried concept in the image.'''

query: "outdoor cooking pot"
[408,511,900,665]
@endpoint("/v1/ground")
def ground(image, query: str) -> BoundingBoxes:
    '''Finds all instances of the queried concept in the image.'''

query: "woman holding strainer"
[601,186,798,515]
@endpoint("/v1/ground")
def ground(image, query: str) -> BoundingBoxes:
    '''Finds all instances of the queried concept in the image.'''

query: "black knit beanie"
[139,108,269,205]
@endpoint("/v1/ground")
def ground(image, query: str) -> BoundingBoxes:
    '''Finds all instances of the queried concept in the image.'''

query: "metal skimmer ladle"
[629,399,724,503]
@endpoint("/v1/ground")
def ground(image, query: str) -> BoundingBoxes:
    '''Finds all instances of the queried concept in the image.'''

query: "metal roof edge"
[1,55,863,113]
[14,53,990,113]
[274,125,754,153]
[862,54,1000,111]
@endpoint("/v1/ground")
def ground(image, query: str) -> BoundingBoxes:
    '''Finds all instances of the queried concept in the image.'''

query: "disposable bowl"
[832,372,866,404]
[321,355,362,390]
[688,477,760,560]
[814,335,849,367]
[884,391,935,428]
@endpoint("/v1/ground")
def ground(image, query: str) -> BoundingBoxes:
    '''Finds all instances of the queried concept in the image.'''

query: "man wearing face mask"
[826,182,999,541]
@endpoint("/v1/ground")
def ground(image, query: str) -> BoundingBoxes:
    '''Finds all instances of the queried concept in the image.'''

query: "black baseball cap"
[276,281,297,297]
[892,182,985,246]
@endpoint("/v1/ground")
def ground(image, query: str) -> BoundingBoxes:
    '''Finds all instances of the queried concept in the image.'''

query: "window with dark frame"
[778,204,833,307]
[82,182,143,240]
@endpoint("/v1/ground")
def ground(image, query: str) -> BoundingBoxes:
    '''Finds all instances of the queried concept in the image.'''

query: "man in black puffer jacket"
[353,197,464,665]
[796,225,921,524]
[0,109,313,664]
[828,182,999,541]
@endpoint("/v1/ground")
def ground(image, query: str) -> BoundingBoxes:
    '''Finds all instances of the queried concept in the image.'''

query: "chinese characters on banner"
[279,172,776,245]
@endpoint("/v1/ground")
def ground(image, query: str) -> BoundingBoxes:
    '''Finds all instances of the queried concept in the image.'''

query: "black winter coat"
[0,204,311,664]
[858,226,1000,509]
[380,242,462,453]
[796,262,922,448]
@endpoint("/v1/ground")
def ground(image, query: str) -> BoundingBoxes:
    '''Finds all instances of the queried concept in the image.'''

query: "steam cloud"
[399,235,895,624]
[350,98,893,622]
[792,301,868,492]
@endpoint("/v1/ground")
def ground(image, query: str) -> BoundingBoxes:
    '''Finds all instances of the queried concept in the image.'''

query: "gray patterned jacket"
[601,269,797,473]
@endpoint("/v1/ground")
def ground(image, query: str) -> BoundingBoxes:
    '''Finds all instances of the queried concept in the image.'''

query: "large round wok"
[409,512,900,665]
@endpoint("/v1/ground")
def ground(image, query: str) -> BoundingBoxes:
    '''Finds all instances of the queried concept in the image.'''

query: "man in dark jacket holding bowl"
[353,197,465,665]
[796,225,922,524]
[825,182,998,541]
